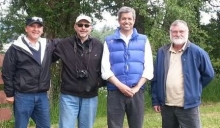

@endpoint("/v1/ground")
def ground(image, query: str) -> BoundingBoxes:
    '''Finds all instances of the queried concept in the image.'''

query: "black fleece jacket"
[53,36,104,98]
[2,36,57,97]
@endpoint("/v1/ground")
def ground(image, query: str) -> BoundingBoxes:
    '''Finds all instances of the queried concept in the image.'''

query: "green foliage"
[0,0,104,42]
[50,61,61,105]
[0,0,219,127]
[202,77,220,102]
[147,0,205,52]
[91,25,115,43]
[201,12,220,74]
[97,88,107,117]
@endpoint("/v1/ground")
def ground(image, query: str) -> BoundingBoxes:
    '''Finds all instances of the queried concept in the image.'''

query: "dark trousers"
[161,105,201,128]
[107,89,145,128]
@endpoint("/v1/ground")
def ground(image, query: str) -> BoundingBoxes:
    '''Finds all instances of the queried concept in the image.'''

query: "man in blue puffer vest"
[101,6,154,128]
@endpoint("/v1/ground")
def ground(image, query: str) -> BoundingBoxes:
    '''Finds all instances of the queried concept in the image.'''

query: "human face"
[170,23,189,45]
[118,12,135,34]
[25,23,43,43]
[74,20,92,40]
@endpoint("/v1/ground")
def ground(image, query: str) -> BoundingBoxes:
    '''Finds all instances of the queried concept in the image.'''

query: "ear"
[24,27,28,33]
[74,24,77,30]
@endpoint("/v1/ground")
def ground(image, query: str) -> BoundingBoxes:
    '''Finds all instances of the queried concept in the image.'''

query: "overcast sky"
[94,11,118,30]
[93,11,216,30]
[0,1,217,30]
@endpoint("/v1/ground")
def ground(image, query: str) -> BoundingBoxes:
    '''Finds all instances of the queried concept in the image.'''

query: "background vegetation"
[0,0,219,127]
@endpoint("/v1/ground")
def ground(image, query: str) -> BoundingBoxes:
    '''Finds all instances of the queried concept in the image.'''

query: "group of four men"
[2,6,214,128]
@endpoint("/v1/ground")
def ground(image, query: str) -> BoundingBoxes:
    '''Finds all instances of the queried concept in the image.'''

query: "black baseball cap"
[26,16,43,26]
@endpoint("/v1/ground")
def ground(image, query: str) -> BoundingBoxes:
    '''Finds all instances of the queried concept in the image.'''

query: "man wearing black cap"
[2,16,57,128]
[53,14,104,128]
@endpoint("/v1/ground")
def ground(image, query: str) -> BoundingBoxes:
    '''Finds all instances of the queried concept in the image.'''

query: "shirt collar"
[24,36,39,45]
[119,31,132,40]
[169,42,187,53]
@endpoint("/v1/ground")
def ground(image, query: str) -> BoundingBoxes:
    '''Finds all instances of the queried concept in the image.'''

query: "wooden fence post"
[0,54,12,121]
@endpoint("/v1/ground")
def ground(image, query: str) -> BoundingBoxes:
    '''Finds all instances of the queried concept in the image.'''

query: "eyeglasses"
[170,30,187,34]
[31,17,43,22]
[77,24,91,28]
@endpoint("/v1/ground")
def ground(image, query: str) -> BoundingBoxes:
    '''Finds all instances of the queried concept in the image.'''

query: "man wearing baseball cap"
[2,16,57,128]
[26,16,44,26]
[53,14,104,128]
[75,14,92,23]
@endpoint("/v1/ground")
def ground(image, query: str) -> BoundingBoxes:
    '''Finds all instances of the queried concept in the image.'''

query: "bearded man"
[151,20,214,128]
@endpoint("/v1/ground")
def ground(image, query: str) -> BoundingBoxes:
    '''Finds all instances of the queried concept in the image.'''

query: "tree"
[0,0,105,106]
[0,0,104,42]
[91,25,114,42]
[1,0,219,92]
[201,12,220,74]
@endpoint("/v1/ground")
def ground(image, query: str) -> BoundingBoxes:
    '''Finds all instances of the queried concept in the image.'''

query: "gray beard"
[172,38,186,45]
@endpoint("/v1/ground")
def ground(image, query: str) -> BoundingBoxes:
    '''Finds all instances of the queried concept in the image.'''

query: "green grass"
[93,102,220,128]
[202,78,220,102]
[27,102,220,128]
[92,78,220,128]
[1,77,219,128]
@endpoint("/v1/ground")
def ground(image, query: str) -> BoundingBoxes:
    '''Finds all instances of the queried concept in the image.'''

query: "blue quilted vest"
[105,28,146,90]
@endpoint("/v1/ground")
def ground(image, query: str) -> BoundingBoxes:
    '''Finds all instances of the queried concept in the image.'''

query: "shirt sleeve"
[2,47,16,97]
[142,39,154,80]
[101,41,115,80]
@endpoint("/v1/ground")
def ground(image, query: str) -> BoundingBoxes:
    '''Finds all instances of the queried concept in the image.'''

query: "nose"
[176,32,182,36]
[125,19,129,23]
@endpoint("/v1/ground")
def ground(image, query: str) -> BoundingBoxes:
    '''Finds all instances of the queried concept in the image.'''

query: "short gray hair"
[170,20,189,31]
[117,6,136,20]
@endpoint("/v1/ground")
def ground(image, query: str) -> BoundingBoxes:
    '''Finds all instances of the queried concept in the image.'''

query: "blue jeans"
[161,105,201,128]
[107,90,145,128]
[59,94,98,128]
[14,91,50,128]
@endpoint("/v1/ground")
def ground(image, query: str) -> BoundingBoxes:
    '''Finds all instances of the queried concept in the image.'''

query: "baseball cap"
[75,14,92,23]
[26,16,43,26]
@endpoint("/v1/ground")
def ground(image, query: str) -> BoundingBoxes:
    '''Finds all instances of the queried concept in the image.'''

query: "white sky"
[94,11,119,30]
[200,11,215,24]
[0,1,217,30]
[94,11,217,30]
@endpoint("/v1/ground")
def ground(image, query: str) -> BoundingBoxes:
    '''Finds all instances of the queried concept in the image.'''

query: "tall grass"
[93,102,220,128]
[1,77,219,128]
[93,77,220,128]
[202,78,220,102]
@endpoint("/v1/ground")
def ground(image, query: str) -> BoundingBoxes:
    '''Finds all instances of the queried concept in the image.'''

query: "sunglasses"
[31,17,43,22]
[77,24,91,28]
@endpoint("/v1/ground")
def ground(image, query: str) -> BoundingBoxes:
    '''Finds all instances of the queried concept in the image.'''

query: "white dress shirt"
[101,32,154,81]
[24,36,40,50]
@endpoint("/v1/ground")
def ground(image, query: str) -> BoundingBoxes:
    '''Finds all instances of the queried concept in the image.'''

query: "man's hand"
[131,86,140,95]
[130,77,147,95]
[153,105,161,113]
[108,76,134,97]
[6,97,14,104]
[118,84,134,97]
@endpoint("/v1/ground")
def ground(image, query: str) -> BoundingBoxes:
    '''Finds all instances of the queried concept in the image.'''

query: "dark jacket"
[151,41,215,109]
[53,36,103,98]
[2,36,57,97]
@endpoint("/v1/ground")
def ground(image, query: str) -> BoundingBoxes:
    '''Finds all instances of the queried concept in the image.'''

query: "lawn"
[3,99,218,128]
[5,78,220,128]
[30,102,219,128]
[93,102,220,128]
